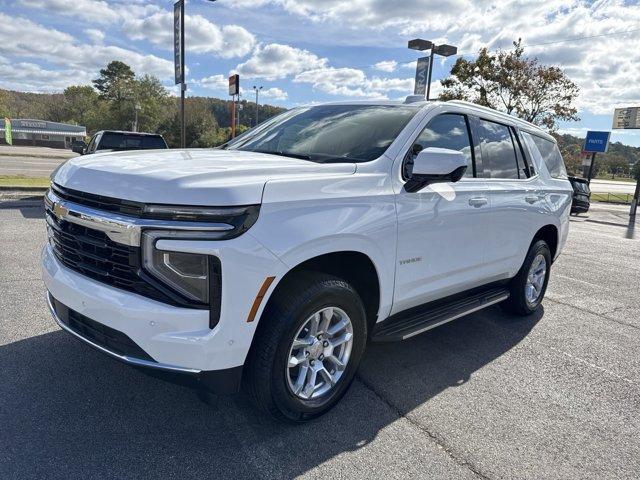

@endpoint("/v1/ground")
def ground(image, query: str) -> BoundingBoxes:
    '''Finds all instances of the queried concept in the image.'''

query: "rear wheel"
[502,240,551,316]
[244,273,367,422]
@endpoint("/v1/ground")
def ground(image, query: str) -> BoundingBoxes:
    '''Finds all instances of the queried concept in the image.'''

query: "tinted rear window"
[98,133,166,151]
[476,119,519,179]
[530,135,567,179]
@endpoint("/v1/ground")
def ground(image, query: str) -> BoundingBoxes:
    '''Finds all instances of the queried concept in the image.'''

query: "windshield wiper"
[247,149,311,160]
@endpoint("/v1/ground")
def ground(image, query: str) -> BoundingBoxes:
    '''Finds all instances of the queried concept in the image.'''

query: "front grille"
[51,295,156,362]
[51,183,144,217]
[45,205,200,308]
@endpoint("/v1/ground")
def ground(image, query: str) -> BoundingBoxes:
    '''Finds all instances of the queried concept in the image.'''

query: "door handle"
[469,197,488,207]
[525,195,539,204]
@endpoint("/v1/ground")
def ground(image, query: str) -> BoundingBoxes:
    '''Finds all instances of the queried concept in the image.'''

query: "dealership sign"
[173,0,184,85]
[612,107,640,129]
[414,56,429,96]
[4,118,12,145]
[583,131,611,153]
[229,74,240,96]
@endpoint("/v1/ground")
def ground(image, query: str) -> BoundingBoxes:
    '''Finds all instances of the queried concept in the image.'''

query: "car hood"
[53,149,356,206]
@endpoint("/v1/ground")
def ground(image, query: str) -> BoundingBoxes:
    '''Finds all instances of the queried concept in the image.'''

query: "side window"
[476,119,519,179]
[527,134,567,179]
[411,114,474,178]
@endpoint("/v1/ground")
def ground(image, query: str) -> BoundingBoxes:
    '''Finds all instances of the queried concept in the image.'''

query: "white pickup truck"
[43,99,571,421]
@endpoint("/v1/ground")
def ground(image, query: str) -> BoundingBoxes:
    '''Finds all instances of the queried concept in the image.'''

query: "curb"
[0,186,48,193]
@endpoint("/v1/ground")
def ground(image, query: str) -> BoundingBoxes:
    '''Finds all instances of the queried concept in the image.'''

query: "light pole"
[133,103,141,132]
[408,39,457,100]
[253,85,262,126]
[175,0,218,148]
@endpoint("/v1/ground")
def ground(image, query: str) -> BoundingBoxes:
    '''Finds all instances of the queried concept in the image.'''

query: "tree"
[93,61,135,102]
[440,40,580,131]
[60,85,102,133]
[132,75,172,133]
[604,155,629,179]
[632,161,640,181]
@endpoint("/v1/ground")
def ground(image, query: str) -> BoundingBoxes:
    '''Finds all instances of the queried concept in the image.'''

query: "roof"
[0,118,86,135]
[95,130,163,136]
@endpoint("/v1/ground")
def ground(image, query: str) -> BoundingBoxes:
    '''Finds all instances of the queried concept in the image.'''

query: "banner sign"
[173,0,183,85]
[4,118,11,145]
[414,56,429,96]
[584,131,611,153]
[612,107,640,129]
[229,74,240,96]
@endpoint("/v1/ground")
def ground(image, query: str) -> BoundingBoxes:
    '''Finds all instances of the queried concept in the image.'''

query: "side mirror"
[71,141,87,154]
[405,147,468,193]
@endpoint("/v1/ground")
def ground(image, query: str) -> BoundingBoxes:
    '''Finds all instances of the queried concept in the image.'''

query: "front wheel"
[501,240,551,316]
[244,273,367,422]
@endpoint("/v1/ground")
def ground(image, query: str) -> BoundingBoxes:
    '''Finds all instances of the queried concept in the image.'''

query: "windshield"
[226,104,418,162]
[98,133,167,151]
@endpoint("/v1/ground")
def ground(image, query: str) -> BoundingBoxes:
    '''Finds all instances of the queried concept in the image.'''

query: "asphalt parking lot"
[1,199,638,480]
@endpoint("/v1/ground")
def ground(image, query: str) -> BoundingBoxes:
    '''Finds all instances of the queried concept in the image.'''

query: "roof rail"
[446,100,542,131]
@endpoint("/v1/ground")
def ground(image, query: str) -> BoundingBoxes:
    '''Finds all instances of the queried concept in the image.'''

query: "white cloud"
[0,59,93,92]
[294,66,412,99]
[84,28,105,44]
[19,0,120,23]
[0,14,173,89]
[373,60,397,72]
[236,43,327,80]
[261,87,288,101]
[123,12,255,58]
[196,75,227,90]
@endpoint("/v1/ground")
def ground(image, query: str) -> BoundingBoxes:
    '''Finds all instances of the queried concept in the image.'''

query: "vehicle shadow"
[0,306,542,479]
[0,197,45,219]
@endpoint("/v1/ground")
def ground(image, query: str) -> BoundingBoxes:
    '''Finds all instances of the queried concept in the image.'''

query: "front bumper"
[47,291,243,393]
[42,226,286,373]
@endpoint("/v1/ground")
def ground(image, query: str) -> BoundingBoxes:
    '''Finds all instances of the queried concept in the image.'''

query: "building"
[1,119,86,149]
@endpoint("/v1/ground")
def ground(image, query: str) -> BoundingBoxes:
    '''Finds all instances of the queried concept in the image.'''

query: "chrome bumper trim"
[46,292,202,375]
[44,189,233,247]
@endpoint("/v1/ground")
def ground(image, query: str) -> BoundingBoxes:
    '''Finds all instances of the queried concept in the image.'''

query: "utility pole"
[175,0,218,148]
[133,103,141,132]
[253,85,262,126]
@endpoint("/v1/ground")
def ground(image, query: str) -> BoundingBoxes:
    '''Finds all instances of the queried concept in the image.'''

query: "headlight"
[141,204,260,239]
[142,231,214,303]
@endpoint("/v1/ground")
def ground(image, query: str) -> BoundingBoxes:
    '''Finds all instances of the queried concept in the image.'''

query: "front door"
[392,112,493,314]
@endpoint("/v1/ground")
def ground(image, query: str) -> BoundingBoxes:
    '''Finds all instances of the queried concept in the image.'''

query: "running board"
[372,287,510,342]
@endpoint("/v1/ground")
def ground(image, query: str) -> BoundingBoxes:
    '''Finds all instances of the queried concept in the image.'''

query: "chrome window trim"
[47,293,202,374]
[45,189,234,247]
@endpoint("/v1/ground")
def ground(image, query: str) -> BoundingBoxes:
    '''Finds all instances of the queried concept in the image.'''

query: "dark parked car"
[568,176,590,214]
[72,131,168,155]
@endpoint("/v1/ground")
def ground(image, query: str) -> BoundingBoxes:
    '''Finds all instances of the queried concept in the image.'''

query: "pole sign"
[583,131,611,153]
[229,74,240,96]
[414,56,429,96]
[173,0,183,85]
[612,107,640,129]
[4,118,12,145]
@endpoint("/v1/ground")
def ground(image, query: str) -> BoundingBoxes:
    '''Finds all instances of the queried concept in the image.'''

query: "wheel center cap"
[308,341,323,359]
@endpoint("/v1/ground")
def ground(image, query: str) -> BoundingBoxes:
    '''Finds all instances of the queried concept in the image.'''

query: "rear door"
[471,117,541,278]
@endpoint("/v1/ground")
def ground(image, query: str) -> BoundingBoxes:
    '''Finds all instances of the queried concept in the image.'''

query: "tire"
[244,272,367,422]
[501,240,551,316]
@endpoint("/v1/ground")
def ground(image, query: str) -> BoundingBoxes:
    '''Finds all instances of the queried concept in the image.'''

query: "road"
[590,178,637,194]
[0,146,75,177]
[0,200,638,479]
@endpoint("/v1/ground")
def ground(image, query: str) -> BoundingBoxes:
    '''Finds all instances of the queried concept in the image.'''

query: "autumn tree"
[440,40,580,131]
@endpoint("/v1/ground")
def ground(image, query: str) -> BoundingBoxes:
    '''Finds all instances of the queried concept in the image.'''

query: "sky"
[1,0,640,146]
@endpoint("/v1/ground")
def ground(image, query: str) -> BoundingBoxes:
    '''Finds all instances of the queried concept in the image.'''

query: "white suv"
[42,99,571,421]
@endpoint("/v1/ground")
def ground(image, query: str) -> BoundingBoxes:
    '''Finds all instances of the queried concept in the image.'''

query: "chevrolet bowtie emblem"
[52,202,68,219]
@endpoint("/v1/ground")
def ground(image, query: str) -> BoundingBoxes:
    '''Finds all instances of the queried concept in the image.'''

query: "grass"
[0,176,50,188]
[593,175,637,183]
[591,192,634,204]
